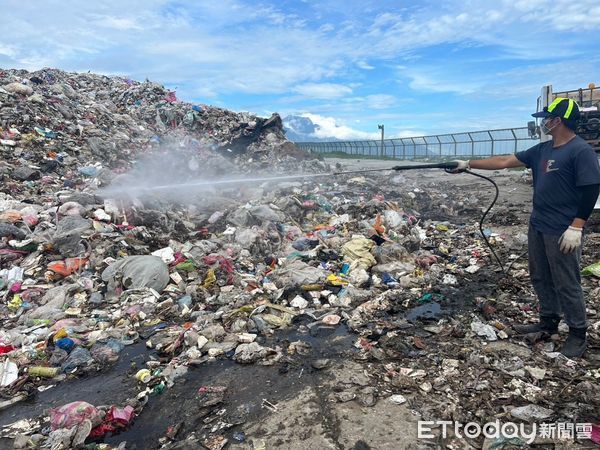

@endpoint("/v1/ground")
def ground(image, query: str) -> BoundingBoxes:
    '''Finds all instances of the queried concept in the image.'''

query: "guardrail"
[295,127,539,159]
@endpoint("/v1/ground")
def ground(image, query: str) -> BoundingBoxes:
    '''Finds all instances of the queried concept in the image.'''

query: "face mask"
[541,117,558,134]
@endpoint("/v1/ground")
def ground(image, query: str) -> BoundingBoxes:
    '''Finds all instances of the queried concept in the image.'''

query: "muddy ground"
[1,158,599,450]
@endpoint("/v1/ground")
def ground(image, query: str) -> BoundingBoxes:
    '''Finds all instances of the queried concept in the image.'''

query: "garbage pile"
[0,67,313,177]
[1,68,599,449]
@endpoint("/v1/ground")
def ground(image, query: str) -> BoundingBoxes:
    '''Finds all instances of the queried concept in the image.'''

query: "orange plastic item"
[0,210,22,223]
[314,224,335,232]
[373,214,385,235]
[47,257,88,277]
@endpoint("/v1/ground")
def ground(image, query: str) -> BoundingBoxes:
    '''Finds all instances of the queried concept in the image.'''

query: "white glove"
[559,226,582,254]
[451,160,470,173]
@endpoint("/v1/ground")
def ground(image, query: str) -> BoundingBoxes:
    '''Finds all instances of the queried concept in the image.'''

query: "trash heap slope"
[0,67,309,173]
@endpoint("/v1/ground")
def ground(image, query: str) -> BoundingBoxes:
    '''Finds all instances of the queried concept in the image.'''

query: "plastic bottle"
[29,366,60,377]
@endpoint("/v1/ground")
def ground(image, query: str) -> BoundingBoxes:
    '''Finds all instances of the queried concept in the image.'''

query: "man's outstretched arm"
[456,154,525,171]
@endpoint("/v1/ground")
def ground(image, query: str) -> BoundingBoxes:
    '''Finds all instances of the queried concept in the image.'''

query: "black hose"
[332,163,511,274]
[461,169,506,274]
[505,249,529,273]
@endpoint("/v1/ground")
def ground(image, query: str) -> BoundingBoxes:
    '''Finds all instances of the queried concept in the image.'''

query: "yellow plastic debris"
[202,268,216,288]
[326,274,349,286]
[7,294,23,311]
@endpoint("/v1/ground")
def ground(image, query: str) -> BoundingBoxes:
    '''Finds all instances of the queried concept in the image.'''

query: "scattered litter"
[0,67,597,449]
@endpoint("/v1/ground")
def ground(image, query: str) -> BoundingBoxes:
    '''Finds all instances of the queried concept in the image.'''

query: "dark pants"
[528,225,587,329]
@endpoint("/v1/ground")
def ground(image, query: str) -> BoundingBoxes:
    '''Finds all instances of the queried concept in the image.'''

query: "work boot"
[513,316,560,335]
[561,328,587,358]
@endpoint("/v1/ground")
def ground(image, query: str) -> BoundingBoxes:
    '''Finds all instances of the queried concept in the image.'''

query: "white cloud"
[362,94,397,109]
[361,0,600,60]
[302,113,379,140]
[298,113,422,140]
[405,71,482,95]
[293,83,353,99]
[1,1,597,98]
[390,129,428,138]
[337,94,401,110]
[0,0,348,97]
[0,44,17,58]
[92,15,143,30]
[356,61,375,70]
[401,58,600,99]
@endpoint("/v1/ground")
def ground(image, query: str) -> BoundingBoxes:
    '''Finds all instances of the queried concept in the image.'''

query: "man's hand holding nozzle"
[449,160,470,173]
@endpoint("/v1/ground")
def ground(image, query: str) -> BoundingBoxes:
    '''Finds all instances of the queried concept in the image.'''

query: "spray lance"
[331,161,460,175]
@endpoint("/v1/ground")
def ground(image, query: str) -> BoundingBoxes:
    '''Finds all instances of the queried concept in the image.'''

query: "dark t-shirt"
[516,136,600,235]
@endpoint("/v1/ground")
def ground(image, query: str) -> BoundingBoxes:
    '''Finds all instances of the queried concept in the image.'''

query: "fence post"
[488,131,494,156]
[467,132,474,157]
[511,128,518,153]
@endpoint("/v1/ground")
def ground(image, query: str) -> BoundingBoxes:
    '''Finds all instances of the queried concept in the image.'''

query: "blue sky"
[1,0,598,139]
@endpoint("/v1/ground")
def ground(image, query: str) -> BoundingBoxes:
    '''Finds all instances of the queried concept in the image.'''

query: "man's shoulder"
[566,136,594,153]
[530,140,552,156]
[522,141,543,154]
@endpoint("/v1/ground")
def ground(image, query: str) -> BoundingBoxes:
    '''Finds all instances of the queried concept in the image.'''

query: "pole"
[378,124,384,157]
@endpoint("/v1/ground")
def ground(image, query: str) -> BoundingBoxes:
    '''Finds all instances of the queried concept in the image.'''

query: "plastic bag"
[269,260,323,287]
[292,237,319,251]
[582,262,600,278]
[0,360,18,386]
[61,347,93,372]
[372,242,408,264]
[107,405,135,426]
[49,401,101,430]
[89,405,135,438]
[90,339,124,365]
[383,210,405,229]
[101,255,169,297]
[0,210,22,223]
[0,223,26,239]
[341,236,376,269]
[47,257,88,277]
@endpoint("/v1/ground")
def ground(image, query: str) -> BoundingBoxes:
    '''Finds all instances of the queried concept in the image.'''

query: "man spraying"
[453,98,600,358]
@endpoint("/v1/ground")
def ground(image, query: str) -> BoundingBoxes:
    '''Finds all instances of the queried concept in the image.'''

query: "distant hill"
[283,115,337,142]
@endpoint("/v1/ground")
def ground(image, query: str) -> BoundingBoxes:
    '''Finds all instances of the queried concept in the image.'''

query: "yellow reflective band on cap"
[547,97,565,113]
[547,97,576,119]
[564,99,574,119]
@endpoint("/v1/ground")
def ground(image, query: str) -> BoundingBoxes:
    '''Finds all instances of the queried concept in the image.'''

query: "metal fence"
[295,127,539,159]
